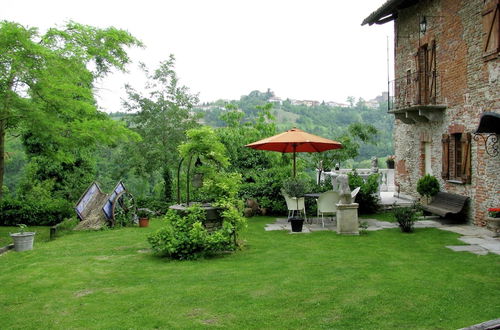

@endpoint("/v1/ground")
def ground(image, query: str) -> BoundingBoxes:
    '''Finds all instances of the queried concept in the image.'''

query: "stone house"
[363,0,499,225]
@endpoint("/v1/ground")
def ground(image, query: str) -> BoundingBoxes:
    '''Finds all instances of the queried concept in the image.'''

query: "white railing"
[318,168,396,195]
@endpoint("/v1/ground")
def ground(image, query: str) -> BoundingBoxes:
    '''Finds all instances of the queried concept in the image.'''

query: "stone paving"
[265,216,500,255]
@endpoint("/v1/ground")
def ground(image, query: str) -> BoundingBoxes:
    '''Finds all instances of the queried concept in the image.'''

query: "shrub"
[239,166,291,215]
[0,197,73,226]
[136,197,170,215]
[393,203,420,233]
[348,171,380,214]
[416,174,440,202]
[148,206,236,260]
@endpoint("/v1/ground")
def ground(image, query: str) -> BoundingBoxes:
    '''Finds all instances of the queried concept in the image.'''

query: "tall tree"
[0,21,142,199]
[123,55,200,201]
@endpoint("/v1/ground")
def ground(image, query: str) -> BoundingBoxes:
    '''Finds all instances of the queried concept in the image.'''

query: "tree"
[0,21,142,199]
[123,55,200,202]
[306,122,379,170]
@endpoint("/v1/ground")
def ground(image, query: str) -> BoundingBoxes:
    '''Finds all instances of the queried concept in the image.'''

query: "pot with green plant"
[282,177,308,232]
[416,174,440,205]
[137,209,152,227]
[386,155,396,169]
[10,224,36,252]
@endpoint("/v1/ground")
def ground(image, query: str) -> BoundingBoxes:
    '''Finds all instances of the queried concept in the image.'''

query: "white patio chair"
[281,190,307,222]
[316,190,340,227]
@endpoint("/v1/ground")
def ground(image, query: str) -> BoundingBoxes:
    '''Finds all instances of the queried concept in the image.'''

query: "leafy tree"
[306,122,379,171]
[0,20,142,199]
[123,55,200,202]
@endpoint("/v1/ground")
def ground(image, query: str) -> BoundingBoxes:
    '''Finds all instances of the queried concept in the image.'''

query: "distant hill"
[193,90,394,161]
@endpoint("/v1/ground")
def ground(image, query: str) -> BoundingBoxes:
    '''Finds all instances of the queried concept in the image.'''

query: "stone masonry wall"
[393,0,499,225]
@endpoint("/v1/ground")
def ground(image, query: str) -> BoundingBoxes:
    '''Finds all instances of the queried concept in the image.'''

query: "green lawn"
[1,217,499,329]
[360,210,396,222]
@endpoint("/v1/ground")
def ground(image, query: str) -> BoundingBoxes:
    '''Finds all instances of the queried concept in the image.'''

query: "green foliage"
[199,172,242,204]
[393,203,421,233]
[416,174,440,199]
[135,197,170,215]
[0,196,73,226]
[239,166,292,215]
[0,20,142,199]
[17,223,27,234]
[282,177,308,198]
[179,126,229,168]
[122,55,199,204]
[147,206,236,260]
[348,171,380,214]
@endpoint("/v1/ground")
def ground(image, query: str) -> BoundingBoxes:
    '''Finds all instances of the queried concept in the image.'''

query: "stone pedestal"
[336,203,359,235]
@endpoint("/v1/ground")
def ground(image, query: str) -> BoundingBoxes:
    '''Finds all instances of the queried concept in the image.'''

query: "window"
[482,0,500,61]
[441,133,471,183]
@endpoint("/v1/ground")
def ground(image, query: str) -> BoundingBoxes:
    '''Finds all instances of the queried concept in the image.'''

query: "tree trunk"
[163,165,172,202]
[0,120,5,200]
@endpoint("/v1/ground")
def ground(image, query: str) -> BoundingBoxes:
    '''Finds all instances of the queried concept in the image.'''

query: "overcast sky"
[3,0,394,112]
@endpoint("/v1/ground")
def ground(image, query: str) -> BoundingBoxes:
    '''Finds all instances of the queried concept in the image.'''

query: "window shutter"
[428,41,437,104]
[461,133,472,184]
[441,134,450,179]
[482,0,500,59]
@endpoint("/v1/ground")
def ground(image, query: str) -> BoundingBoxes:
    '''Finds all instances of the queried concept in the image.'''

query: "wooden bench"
[422,191,469,218]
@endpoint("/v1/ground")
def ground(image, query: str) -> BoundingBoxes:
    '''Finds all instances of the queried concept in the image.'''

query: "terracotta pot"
[139,218,149,227]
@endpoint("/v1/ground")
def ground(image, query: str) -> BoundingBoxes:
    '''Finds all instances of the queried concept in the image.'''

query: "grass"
[359,210,396,222]
[1,216,499,329]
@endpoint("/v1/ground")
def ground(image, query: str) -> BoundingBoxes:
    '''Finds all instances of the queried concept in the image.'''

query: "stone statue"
[337,174,352,204]
[371,156,379,173]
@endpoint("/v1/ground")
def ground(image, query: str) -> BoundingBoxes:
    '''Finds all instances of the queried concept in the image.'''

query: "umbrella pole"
[293,144,297,178]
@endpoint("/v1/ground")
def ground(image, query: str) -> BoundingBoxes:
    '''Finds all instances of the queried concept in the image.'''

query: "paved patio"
[265,216,500,255]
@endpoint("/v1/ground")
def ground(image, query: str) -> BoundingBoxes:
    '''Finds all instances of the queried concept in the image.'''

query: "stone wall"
[393,0,499,225]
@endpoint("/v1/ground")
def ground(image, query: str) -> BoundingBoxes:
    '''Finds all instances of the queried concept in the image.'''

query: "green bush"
[239,166,292,215]
[393,203,420,233]
[348,171,380,214]
[0,197,73,226]
[282,177,308,198]
[416,174,440,202]
[148,206,236,260]
[135,197,170,215]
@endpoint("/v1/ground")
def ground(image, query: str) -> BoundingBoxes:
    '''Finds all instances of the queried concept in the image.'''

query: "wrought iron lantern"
[419,16,427,35]
[192,157,204,188]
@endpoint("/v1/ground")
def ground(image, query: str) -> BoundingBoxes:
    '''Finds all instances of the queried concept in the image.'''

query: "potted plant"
[386,155,396,169]
[486,208,500,236]
[416,174,440,205]
[282,178,308,232]
[137,209,152,227]
[10,224,36,252]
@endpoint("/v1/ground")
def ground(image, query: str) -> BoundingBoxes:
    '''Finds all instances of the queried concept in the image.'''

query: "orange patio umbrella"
[245,127,342,177]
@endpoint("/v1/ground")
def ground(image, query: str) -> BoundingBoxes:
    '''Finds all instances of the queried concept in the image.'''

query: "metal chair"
[281,190,307,221]
[316,190,340,227]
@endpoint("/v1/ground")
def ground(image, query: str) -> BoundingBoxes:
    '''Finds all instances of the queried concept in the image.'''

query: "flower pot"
[386,161,395,169]
[139,218,149,227]
[486,217,500,236]
[10,232,36,252]
[289,217,304,232]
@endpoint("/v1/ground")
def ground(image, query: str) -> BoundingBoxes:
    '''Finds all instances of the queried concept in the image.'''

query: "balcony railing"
[388,70,443,111]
